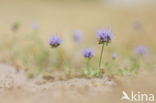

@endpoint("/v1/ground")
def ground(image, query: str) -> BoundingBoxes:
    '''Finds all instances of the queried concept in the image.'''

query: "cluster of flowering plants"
[111,45,150,76]
[48,28,115,78]
[47,28,151,78]
[3,21,152,79]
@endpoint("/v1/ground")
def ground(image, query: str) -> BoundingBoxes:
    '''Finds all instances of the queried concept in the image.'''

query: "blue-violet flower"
[82,48,94,59]
[97,28,114,45]
[49,36,62,48]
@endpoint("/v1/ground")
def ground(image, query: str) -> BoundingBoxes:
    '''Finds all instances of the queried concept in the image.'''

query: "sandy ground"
[0,1,156,103]
[0,64,155,103]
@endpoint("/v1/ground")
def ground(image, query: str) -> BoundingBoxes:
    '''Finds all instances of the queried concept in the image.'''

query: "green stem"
[86,58,90,71]
[99,43,105,69]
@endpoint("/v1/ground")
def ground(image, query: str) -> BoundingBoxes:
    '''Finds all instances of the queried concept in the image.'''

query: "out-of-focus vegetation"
[0,0,155,79]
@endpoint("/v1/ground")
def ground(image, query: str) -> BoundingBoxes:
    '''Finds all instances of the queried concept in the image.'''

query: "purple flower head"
[135,45,149,56]
[112,52,117,59]
[97,28,114,45]
[31,22,39,30]
[82,48,94,59]
[49,35,62,48]
[74,30,83,43]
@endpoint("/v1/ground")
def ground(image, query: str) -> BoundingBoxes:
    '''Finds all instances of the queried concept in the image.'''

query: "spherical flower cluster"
[97,28,114,45]
[112,52,117,59]
[31,22,39,30]
[74,30,83,43]
[135,45,149,56]
[49,36,62,48]
[82,48,94,59]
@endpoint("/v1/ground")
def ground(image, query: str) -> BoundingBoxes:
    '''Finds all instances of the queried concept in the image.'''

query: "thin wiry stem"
[99,43,104,69]
[86,58,90,71]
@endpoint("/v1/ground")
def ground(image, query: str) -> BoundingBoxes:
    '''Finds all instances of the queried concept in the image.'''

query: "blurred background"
[0,0,156,73]
[0,0,156,103]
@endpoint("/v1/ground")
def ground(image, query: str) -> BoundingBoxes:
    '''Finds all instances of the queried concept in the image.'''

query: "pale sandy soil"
[0,1,155,103]
[0,64,155,103]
